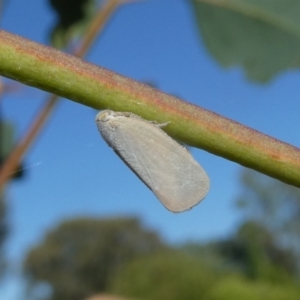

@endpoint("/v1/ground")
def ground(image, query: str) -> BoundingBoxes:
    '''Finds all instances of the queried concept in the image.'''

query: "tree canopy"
[24,217,167,300]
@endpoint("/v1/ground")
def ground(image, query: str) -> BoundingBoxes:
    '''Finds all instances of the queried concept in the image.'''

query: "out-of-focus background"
[1,0,300,299]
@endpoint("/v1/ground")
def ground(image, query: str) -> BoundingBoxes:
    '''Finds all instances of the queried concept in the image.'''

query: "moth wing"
[111,118,209,212]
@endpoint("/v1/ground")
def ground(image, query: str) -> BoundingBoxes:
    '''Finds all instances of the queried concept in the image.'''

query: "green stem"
[0,30,299,187]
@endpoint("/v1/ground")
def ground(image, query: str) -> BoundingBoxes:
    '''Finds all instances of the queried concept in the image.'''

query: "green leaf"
[191,0,300,82]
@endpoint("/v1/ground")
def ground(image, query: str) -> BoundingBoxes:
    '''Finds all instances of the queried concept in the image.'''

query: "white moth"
[96,110,210,213]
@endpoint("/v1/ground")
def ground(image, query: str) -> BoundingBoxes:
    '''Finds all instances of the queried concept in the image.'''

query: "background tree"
[210,221,297,282]
[108,246,300,300]
[108,250,218,300]
[23,217,167,300]
[182,169,300,283]
[205,275,300,300]
[237,169,300,270]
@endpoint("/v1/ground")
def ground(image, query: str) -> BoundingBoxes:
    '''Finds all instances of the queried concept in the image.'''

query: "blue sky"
[1,0,300,299]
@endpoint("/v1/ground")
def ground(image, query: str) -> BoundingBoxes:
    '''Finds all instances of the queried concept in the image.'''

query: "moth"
[96,110,209,212]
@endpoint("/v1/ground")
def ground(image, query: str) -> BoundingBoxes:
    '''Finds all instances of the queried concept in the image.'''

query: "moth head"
[96,110,115,123]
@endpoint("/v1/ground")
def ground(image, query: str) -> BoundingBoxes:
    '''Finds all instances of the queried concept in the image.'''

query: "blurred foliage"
[49,0,93,30]
[23,217,167,300]
[0,120,25,179]
[49,0,98,48]
[108,250,219,300]
[184,221,297,283]
[231,221,297,281]
[0,121,14,165]
[109,249,300,300]
[191,0,300,82]
[237,168,300,267]
[206,275,300,300]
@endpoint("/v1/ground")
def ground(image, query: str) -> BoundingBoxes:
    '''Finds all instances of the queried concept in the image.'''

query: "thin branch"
[0,0,127,188]
[74,0,126,57]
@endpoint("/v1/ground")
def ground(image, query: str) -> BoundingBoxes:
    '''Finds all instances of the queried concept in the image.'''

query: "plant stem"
[0,30,299,187]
